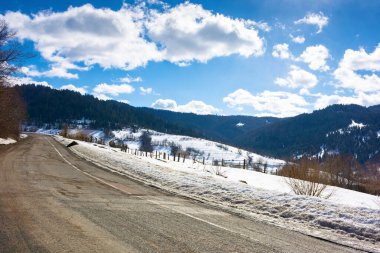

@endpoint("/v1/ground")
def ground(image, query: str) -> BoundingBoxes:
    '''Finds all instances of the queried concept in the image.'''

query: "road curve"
[0,134,362,253]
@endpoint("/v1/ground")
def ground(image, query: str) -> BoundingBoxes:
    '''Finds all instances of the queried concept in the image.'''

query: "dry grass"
[280,158,332,198]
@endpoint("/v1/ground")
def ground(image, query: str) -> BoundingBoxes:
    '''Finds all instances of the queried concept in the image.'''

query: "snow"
[36,128,61,135]
[55,135,380,252]
[326,120,367,137]
[0,138,16,145]
[0,134,27,145]
[112,128,285,171]
[348,120,367,129]
[236,122,245,127]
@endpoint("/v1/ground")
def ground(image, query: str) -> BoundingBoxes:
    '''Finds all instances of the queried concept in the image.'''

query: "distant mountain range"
[15,85,380,164]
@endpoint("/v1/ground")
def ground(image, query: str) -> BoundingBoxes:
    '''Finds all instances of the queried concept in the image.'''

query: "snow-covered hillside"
[112,128,285,171]
[55,135,380,252]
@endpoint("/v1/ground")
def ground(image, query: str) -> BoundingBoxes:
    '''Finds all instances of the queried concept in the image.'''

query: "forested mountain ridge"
[15,85,380,164]
[239,104,380,163]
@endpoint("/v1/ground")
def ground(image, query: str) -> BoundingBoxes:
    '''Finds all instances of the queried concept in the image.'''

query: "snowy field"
[112,128,285,171]
[55,135,380,252]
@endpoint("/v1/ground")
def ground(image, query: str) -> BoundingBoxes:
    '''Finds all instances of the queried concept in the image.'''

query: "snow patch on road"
[0,138,16,145]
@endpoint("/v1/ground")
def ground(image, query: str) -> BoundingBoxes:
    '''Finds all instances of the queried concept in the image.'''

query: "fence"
[64,134,283,174]
[119,147,283,174]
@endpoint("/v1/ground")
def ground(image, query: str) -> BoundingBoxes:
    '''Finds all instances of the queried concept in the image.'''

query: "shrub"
[280,158,332,198]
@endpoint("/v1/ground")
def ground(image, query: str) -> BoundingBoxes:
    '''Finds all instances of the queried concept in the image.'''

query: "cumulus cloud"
[152,99,219,115]
[93,83,135,97]
[2,2,265,78]
[60,84,87,95]
[140,86,153,95]
[334,45,380,93]
[146,2,265,65]
[118,99,130,104]
[315,92,380,109]
[3,4,161,74]
[290,34,305,44]
[223,89,309,117]
[118,75,142,83]
[93,93,112,101]
[152,99,177,110]
[272,43,292,59]
[297,45,330,71]
[295,12,328,34]
[275,65,318,91]
[6,76,52,88]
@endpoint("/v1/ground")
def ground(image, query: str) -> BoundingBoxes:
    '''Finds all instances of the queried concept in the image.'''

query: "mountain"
[239,104,380,163]
[15,85,201,137]
[15,85,380,164]
[15,84,277,145]
[138,107,278,143]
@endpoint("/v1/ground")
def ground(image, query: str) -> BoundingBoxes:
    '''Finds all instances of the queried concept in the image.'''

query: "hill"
[15,85,380,163]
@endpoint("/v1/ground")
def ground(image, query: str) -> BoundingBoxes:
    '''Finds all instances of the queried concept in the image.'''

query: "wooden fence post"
[203,157,205,165]
[243,159,246,170]
[183,154,185,163]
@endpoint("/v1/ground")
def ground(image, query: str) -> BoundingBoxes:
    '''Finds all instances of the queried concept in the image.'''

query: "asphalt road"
[0,135,363,253]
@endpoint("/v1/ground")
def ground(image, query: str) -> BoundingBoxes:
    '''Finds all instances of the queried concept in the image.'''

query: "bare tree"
[139,131,153,152]
[0,20,22,83]
[0,20,26,139]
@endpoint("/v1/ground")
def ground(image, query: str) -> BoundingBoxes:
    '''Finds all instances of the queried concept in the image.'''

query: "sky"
[1,0,380,117]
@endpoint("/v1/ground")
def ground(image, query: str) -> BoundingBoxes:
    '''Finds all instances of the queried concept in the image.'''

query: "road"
[0,134,363,253]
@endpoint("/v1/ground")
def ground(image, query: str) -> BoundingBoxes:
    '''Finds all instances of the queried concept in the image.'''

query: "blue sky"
[1,0,380,117]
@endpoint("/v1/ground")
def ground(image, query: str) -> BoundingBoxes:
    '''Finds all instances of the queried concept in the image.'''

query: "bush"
[279,158,332,198]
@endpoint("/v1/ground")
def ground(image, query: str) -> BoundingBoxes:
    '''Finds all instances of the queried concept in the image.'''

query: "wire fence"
[65,134,284,174]
[119,147,283,174]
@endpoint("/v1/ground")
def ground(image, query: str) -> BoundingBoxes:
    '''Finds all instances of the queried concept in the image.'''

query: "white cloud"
[3,3,265,77]
[60,84,87,95]
[118,99,130,104]
[93,83,135,96]
[297,45,330,71]
[6,76,52,88]
[93,93,112,101]
[290,34,305,44]
[315,92,380,109]
[118,75,142,83]
[275,65,318,90]
[223,89,309,117]
[334,45,380,93]
[140,86,153,95]
[295,12,328,34]
[146,2,265,65]
[152,99,219,115]
[272,43,292,59]
[20,63,87,79]
[152,99,177,110]
[2,4,161,76]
